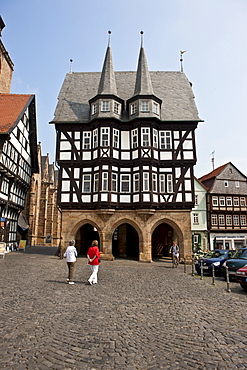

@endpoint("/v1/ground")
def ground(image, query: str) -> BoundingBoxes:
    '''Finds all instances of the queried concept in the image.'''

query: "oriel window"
[93,129,98,148]
[121,174,130,193]
[160,131,171,150]
[94,173,99,192]
[83,174,91,193]
[134,173,139,192]
[112,173,117,192]
[83,132,91,149]
[101,128,110,147]
[141,128,150,147]
[132,129,138,148]
[113,129,119,148]
[102,172,108,191]
[143,173,149,191]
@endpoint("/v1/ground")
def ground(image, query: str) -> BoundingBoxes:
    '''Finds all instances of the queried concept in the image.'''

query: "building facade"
[51,38,202,261]
[0,94,38,247]
[0,17,14,94]
[0,17,38,249]
[199,163,247,250]
[23,144,61,248]
[191,177,208,252]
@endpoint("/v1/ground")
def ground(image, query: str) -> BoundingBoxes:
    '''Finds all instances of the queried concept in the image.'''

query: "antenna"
[210,151,215,170]
[180,50,186,72]
[69,59,73,74]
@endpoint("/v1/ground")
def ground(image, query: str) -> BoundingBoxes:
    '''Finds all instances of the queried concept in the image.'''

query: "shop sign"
[19,240,26,251]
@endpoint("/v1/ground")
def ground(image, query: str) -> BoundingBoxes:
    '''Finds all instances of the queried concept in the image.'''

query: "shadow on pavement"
[25,246,58,255]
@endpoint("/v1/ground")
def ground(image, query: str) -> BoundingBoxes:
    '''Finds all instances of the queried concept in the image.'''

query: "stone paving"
[1,247,247,369]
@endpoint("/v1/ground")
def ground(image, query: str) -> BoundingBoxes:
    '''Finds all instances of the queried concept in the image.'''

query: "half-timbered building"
[51,37,202,261]
[199,162,247,250]
[0,17,38,249]
[0,94,38,248]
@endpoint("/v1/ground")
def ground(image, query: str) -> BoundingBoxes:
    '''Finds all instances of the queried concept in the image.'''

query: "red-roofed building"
[199,163,247,250]
[0,17,38,249]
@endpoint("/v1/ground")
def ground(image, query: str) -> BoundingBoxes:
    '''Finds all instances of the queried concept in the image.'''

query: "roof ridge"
[199,162,231,182]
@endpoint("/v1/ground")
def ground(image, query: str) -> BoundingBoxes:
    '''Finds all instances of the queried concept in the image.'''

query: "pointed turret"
[98,43,117,95]
[134,41,154,96]
[89,31,123,120]
[127,31,162,120]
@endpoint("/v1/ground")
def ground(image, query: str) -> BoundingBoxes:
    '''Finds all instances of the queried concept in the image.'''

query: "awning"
[18,213,29,231]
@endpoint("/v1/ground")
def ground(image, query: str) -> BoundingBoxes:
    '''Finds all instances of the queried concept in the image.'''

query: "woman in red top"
[87,240,100,285]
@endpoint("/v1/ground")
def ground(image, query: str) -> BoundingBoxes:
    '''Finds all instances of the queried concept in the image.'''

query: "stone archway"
[112,223,139,259]
[75,223,100,255]
[151,218,184,259]
[152,223,174,258]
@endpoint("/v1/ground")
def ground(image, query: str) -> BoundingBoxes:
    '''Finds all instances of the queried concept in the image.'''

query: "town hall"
[51,33,202,261]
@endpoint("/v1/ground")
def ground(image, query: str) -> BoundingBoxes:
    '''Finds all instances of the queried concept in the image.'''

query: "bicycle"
[172,253,179,268]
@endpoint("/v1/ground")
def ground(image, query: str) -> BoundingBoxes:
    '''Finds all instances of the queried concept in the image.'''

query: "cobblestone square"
[1,247,247,369]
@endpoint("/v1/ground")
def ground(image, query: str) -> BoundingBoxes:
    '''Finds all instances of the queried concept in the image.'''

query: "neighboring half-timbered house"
[0,18,38,249]
[51,37,202,261]
[0,94,38,247]
[199,162,247,250]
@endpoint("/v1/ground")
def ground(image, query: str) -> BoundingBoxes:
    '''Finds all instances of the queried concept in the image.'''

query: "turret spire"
[134,31,154,96]
[97,31,117,95]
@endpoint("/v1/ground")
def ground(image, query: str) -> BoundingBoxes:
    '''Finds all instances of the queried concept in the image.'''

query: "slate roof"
[134,46,154,96]
[0,93,33,133]
[199,163,230,183]
[52,71,201,123]
[97,46,117,96]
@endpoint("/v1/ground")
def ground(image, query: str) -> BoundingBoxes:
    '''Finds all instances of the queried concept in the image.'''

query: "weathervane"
[180,50,186,72]
[69,59,73,74]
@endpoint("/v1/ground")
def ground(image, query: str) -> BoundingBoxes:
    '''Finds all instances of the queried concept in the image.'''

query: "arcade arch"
[75,223,100,255]
[151,219,183,259]
[112,223,139,259]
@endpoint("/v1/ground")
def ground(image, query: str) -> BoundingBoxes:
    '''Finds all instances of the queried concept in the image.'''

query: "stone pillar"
[100,230,114,260]
[139,226,152,262]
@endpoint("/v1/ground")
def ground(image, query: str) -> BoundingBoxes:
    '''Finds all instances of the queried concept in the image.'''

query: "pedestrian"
[87,240,100,285]
[64,239,77,285]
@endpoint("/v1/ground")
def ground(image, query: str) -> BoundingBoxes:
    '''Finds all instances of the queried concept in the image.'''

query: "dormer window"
[101,100,110,112]
[130,103,137,115]
[153,102,159,115]
[114,102,120,115]
[92,103,98,115]
[141,101,149,112]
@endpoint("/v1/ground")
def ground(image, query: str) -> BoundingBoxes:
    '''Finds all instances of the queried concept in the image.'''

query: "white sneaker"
[68,281,75,285]
[66,278,69,282]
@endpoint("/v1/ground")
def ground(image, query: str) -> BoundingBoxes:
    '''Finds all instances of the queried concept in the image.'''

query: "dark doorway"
[75,224,99,255]
[152,223,174,258]
[112,223,139,259]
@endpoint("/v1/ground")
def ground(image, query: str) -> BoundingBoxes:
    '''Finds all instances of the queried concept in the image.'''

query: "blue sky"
[2,0,247,178]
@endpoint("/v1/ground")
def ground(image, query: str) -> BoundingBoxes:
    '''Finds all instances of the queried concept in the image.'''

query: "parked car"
[222,248,247,280]
[235,265,247,291]
[195,249,234,276]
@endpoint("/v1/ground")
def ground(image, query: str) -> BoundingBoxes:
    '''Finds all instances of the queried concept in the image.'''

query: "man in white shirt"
[64,239,77,284]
